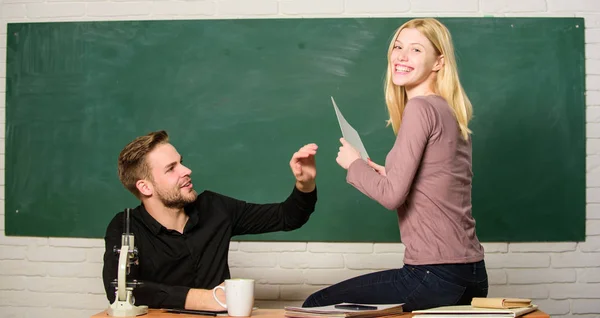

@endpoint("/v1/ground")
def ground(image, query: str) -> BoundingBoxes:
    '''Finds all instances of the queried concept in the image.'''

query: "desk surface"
[92,308,551,318]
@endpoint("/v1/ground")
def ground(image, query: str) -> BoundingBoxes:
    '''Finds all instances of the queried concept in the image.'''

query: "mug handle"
[212,285,227,309]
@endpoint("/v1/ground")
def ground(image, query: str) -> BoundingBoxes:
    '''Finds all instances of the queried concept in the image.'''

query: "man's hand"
[185,283,226,311]
[336,138,361,170]
[290,143,318,193]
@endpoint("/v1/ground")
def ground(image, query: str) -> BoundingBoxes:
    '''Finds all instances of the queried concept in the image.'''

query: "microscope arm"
[116,242,129,302]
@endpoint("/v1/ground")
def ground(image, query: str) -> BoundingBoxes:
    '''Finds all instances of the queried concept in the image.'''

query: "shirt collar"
[138,202,200,235]
[138,203,164,235]
[183,203,200,232]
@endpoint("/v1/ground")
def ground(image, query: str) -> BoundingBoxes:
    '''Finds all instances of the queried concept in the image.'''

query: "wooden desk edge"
[92,308,550,318]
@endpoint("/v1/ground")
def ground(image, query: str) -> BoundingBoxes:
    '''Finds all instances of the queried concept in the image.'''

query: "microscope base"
[107,300,148,317]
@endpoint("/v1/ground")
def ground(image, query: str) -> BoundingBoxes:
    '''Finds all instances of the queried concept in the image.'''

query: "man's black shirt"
[102,186,317,309]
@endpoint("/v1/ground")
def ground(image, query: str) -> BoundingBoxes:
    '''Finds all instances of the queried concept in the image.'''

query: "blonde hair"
[118,130,169,198]
[384,18,473,140]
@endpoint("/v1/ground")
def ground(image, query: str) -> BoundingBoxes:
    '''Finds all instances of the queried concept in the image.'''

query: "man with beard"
[102,130,318,310]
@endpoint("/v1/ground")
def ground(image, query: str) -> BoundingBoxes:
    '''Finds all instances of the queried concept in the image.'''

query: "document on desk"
[412,304,538,318]
[331,96,370,160]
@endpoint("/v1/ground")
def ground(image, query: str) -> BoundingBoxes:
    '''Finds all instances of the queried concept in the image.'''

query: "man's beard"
[155,184,197,209]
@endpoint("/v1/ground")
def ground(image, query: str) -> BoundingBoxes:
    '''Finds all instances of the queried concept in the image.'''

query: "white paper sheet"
[331,96,370,160]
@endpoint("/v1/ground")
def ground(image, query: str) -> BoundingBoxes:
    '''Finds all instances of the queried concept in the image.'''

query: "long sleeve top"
[347,95,484,265]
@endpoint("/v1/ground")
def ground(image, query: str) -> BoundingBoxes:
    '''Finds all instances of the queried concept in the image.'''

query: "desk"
[91,308,550,318]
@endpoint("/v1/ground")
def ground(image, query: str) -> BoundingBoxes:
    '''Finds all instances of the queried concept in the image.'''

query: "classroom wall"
[0,0,599,317]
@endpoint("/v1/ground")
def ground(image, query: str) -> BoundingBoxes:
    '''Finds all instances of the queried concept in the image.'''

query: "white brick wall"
[0,1,599,317]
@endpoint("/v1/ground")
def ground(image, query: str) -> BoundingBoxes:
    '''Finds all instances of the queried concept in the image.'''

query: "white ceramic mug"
[212,278,255,316]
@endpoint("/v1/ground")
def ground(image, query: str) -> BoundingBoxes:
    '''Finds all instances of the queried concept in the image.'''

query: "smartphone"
[334,304,378,311]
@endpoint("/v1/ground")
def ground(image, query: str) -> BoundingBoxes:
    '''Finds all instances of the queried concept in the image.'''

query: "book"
[284,303,404,318]
[412,304,538,318]
[471,298,532,309]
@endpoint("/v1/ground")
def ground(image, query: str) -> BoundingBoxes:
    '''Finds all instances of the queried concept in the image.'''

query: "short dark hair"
[117,130,169,198]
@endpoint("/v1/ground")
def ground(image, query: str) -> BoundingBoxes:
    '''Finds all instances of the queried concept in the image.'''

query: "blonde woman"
[303,18,487,311]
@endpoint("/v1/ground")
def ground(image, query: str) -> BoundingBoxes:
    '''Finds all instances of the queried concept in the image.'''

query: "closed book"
[471,298,532,309]
[284,303,404,318]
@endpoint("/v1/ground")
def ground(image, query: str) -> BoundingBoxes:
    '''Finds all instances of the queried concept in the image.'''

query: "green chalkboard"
[5,18,586,242]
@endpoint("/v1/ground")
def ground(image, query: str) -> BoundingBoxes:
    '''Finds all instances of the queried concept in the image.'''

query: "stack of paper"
[284,303,404,318]
[412,304,538,318]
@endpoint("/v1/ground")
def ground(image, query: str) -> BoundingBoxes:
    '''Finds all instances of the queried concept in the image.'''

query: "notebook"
[284,303,404,318]
[471,298,532,309]
[412,304,538,318]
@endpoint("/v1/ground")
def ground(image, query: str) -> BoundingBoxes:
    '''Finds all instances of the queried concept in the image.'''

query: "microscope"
[107,208,148,317]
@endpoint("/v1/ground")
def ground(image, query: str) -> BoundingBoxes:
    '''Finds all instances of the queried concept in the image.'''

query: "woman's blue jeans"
[302,260,488,312]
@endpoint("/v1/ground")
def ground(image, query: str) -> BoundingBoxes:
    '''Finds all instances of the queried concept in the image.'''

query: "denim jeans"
[302,260,488,312]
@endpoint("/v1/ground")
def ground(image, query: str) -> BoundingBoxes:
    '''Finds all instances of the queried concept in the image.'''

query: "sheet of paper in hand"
[331,96,370,160]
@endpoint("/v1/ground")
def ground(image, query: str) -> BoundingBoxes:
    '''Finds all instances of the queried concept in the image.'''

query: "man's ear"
[136,179,153,197]
[433,54,444,72]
